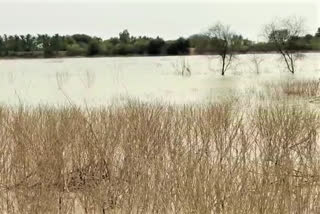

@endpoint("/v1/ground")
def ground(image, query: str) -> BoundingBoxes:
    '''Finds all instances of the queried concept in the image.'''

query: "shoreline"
[0,50,320,60]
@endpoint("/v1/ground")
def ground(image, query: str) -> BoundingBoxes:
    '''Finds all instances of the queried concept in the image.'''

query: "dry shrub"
[0,98,320,213]
[281,80,320,97]
[266,79,320,98]
[251,102,320,213]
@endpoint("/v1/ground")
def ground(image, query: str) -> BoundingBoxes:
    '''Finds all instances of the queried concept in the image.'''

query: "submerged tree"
[206,22,237,76]
[250,54,264,74]
[263,16,305,74]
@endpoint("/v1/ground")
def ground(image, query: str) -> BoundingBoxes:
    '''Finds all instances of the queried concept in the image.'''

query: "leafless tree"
[56,71,70,90]
[250,54,264,74]
[172,57,191,76]
[263,16,305,74]
[207,22,237,76]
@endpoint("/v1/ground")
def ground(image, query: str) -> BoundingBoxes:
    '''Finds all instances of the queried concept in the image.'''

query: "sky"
[0,0,319,41]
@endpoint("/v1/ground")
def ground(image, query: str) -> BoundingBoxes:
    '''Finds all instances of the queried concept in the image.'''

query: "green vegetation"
[0,31,189,58]
[0,26,319,58]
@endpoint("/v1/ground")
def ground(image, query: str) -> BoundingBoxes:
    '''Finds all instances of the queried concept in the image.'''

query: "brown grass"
[0,98,320,213]
[265,79,320,98]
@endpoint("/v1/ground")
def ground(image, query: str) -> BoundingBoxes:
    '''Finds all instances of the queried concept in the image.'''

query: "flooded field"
[0,53,319,107]
[1,53,320,214]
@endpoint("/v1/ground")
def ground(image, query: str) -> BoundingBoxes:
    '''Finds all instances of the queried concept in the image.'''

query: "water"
[0,53,319,107]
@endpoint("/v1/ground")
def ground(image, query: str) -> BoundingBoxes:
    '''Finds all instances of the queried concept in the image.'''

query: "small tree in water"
[206,22,237,76]
[263,16,305,74]
[250,54,264,74]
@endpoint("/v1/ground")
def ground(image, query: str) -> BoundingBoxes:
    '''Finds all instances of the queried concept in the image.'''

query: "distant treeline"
[0,28,319,58]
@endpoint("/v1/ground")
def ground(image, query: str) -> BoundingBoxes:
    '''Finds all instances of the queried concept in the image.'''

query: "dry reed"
[0,96,320,213]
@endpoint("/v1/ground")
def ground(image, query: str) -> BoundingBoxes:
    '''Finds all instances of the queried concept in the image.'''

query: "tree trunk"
[281,52,294,74]
[221,54,226,76]
[289,55,295,74]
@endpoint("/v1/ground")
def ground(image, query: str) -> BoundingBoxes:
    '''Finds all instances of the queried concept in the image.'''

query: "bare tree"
[172,56,191,76]
[250,54,264,74]
[207,22,237,76]
[263,16,305,74]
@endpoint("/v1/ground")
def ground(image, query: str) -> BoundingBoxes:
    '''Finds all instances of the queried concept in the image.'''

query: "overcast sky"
[0,0,319,41]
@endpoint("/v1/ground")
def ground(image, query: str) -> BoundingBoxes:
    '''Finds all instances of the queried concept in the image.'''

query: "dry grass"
[265,79,320,98]
[0,96,320,213]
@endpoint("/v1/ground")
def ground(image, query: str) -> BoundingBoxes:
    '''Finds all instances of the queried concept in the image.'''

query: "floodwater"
[0,53,319,107]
